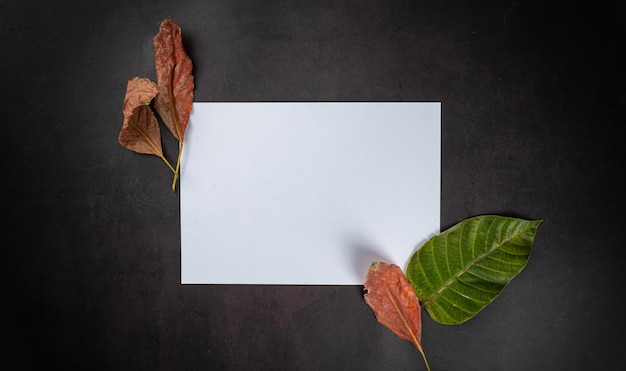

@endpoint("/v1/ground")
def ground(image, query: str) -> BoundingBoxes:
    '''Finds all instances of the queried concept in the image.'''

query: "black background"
[2,1,624,370]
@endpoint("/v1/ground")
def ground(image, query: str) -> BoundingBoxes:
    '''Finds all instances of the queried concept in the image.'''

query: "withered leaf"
[364,261,431,370]
[153,18,194,143]
[118,77,163,157]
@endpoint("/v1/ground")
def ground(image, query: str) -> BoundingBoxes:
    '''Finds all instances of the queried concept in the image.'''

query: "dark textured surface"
[2,1,624,369]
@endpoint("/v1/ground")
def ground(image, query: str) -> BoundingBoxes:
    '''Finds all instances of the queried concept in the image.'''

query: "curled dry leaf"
[364,261,431,371]
[153,17,194,143]
[118,77,164,157]
[153,18,194,189]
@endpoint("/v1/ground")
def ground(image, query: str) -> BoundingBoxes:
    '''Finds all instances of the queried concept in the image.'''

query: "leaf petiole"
[160,154,176,174]
[171,140,183,191]
[416,344,431,371]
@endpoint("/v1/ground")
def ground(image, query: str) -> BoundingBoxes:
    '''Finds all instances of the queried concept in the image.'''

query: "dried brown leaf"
[153,18,194,143]
[118,77,163,156]
[364,261,431,370]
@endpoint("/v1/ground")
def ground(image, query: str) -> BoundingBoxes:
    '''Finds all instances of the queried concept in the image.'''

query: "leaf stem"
[161,154,176,173]
[416,344,431,371]
[171,140,183,191]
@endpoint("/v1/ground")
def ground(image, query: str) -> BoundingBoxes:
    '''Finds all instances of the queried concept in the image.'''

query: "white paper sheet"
[181,102,440,284]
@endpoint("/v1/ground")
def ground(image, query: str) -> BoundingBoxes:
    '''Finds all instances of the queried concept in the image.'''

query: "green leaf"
[406,215,542,325]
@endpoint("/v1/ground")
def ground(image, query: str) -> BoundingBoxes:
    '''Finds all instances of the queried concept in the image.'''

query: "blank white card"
[181,102,440,284]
